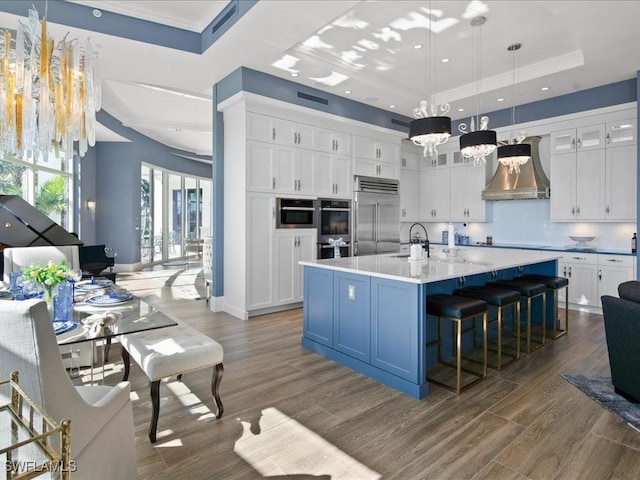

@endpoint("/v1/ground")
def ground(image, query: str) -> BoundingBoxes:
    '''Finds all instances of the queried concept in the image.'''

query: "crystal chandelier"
[497,42,531,174]
[409,2,451,158]
[0,5,101,161]
[458,16,496,166]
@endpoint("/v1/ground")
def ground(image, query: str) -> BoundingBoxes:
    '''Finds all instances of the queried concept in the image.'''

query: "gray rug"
[561,374,640,432]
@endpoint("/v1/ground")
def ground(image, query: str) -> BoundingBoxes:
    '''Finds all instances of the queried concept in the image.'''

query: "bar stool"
[518,274,569,339]
[426,294,488,393]
[487,279,547,353]
[454,285,521,370]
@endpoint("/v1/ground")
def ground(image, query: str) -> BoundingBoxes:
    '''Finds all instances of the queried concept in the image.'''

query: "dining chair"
[0,299,137,479]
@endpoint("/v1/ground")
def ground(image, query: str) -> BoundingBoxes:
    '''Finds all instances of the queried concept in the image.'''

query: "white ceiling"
[1,1,640,158]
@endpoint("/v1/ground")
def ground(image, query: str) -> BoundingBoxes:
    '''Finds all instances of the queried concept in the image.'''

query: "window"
[140,163,211,266]
[0,150,73,232]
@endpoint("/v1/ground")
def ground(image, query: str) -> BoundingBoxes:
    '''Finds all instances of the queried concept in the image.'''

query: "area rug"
[561,374,640,432]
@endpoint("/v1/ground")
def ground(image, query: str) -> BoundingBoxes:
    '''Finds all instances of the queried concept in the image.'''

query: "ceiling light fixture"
[458,16,497,166]
[409,1,451,158]
[0,4,101,159]
[497,42,531,174]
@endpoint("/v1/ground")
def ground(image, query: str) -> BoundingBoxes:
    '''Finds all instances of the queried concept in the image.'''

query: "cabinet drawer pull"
[606,259,623,262]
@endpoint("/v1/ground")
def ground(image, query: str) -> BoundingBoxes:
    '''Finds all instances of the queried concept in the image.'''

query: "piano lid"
[0,195,83,247]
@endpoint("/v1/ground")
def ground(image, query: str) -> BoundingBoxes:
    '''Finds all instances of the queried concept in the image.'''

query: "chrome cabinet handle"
[577,138,581,149]
[563,266,567,276]
[571,206,575,215]
[605,205,610,215]
[571,138,575,150]
[272,177,275,189]
[598,269,602,280]
[272,128,276,140]
[606,133,611,144]
[576,206,580,214]
[568,266,572,277]
[607,259,623,262]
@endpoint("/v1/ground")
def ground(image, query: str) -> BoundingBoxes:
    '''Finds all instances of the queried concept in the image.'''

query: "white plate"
[84,293,135,305]
[53,321,78,335]
[76,280,113,291]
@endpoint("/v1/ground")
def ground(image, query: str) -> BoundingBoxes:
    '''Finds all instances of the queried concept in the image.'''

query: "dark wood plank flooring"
[86,268,640,480]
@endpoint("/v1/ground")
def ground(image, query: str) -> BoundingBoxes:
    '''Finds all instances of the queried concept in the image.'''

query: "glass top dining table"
[56,296,178,347]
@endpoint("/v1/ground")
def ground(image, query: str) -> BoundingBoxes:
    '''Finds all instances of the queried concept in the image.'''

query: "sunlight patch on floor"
[234,407,381,479]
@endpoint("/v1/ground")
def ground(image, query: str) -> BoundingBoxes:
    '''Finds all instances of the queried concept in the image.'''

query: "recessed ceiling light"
[413,44,423,49]
[344,90,352,94]
[290,72,299,77]
[92,9,102,18]
[457,108,465,112]
[389,105,395,109]
[441,58,450,63]
[541,86,550,91]
[497,98,505,102]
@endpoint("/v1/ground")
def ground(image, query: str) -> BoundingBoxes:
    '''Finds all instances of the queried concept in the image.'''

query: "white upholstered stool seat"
[120,321,224,443]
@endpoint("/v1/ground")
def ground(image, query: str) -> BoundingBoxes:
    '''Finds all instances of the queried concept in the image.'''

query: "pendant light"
[409,1,451,158]
[497,42,531,173]
[458,16,497,166]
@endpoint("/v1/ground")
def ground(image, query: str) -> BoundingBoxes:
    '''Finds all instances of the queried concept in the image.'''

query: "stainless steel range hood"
[482,136,550,200]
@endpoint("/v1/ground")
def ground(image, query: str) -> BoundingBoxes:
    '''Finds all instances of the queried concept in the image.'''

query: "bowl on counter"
[568,235,596,248]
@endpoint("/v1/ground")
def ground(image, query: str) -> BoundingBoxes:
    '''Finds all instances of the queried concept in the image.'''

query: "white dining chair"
[0,299,138,479]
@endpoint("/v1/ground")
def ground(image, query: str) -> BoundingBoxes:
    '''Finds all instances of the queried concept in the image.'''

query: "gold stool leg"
[482,312,488,377]
[496,306,503,369]
[455,318,462,394]
[541,291,547,345]
[526,297,532,353]
[515,300,521,359]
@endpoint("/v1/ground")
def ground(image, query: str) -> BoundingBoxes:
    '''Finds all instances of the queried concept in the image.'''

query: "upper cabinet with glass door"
[605,118,636,147]
[550,124,605,154]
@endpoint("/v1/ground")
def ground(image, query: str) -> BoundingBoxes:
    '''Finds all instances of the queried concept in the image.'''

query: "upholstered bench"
[120,322,224,443]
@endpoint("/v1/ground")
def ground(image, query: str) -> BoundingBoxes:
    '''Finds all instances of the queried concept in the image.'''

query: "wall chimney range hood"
[482,136,550,200]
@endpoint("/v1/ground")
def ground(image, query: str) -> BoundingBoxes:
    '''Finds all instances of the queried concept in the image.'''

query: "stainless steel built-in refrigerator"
[353,176,401,256]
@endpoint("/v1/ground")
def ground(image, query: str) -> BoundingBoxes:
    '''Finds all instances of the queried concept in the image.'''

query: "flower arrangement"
[22,260,70,298]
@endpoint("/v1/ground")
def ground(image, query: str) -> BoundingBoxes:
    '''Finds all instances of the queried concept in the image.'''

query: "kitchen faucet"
[409,223,430,258]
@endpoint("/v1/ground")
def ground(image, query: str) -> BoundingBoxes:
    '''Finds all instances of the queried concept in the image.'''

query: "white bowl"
[569,236,595,244]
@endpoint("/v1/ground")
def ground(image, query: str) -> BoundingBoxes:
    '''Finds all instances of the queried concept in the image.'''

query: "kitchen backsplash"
[402,199,636,252]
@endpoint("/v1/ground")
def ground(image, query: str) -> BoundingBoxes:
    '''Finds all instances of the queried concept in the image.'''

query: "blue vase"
[53,282,73,322]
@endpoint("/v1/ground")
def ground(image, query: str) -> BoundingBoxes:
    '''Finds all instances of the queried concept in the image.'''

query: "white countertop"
[300,248,561,284]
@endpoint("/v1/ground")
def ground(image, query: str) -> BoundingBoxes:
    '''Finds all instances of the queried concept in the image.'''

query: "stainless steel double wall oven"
[316,198,351,259]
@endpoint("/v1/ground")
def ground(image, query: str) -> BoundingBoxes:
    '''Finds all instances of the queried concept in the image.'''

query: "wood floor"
[89,268,640,480]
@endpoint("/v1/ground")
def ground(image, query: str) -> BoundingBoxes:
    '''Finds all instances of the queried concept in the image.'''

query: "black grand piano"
[0,195,115,281]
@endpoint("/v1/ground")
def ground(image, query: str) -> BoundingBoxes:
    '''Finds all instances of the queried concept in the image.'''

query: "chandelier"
[458,16,496,166]
[0,5,101,161]
[497,42,530,174]
[409,2,451,158]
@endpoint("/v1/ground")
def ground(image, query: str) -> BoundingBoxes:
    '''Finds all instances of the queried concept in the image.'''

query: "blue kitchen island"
[300,247,561,399]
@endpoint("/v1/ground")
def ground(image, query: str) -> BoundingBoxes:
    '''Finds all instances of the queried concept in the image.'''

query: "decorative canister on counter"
[486,236,493,245]
[442,230,448,244]
[461,235,469,246]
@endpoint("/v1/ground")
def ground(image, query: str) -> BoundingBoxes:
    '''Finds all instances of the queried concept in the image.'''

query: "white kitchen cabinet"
[316,153,352,197]
[550,148,605,221]
[276,119,318,149]
[353,158,399,179]
[449,162,486,222]
[247,112,276,143]
[274,229,316,305]
[605,118,636,147]
[274,146,315,194]
[247,142,315,194]
[400,150,420,221]
[318,128,351,155]
[247,193,275,311]
[597,254,636,306]
[354,135,400,164]
[557,253,599,307]
[550,124,605,154]
[420,167,450,221]
[605,145,636,220]
[247,141,275,191]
